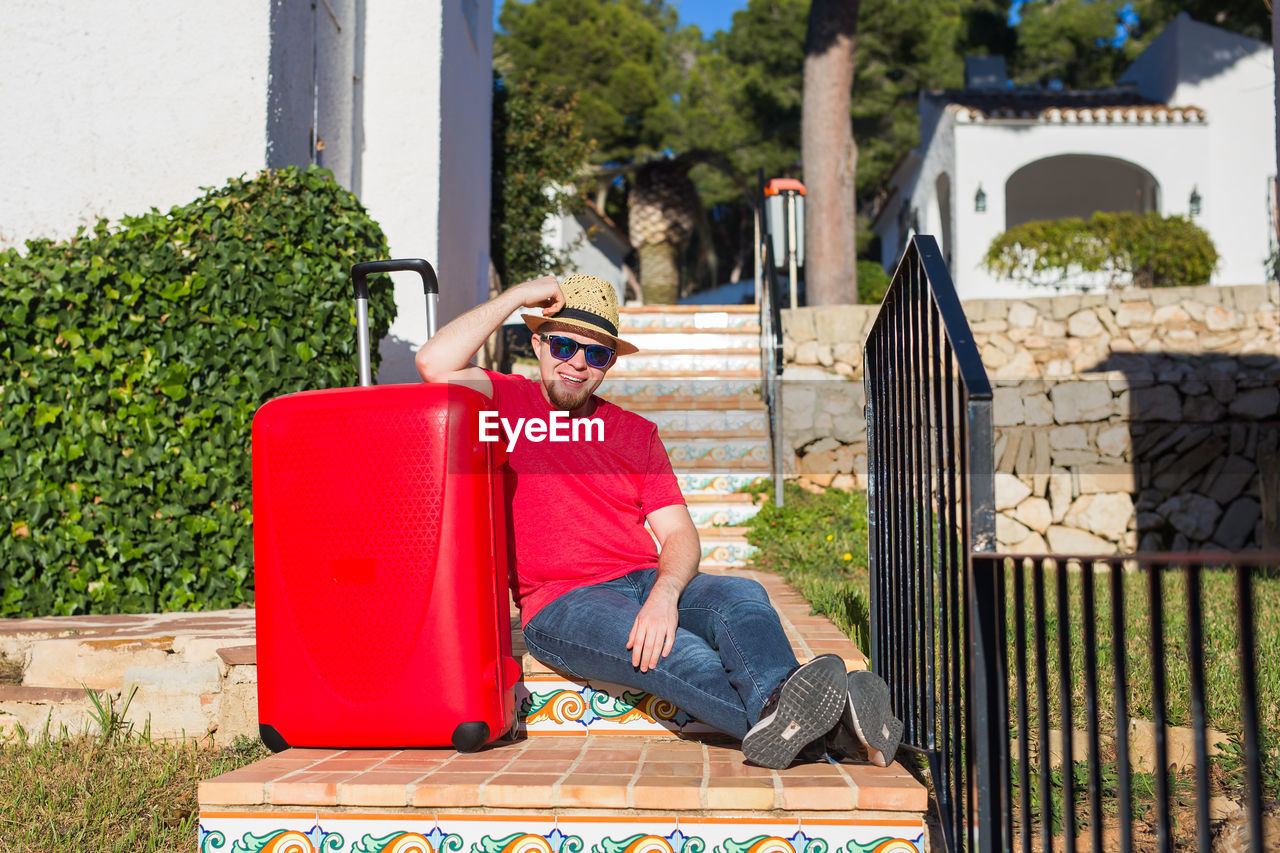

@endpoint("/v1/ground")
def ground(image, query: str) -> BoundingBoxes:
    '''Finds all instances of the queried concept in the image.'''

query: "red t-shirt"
[482,370,686,625]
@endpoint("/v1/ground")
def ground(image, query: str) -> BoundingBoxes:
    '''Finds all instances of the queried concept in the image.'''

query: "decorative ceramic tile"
[698,539,757,565]
[687,504,762,528]
[516,676,717,736]
[620,312,759,331]
[626,333,761,352]
[676,472,769,497]
[668,441,769,466]
[611,354,760,374]
[646,410,768,433]
[199,812,926,853]
[598,379,762,400]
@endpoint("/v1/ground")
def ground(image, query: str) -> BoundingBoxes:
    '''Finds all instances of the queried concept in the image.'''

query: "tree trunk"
[802,0,861,306]
[628,161,700,304]
[638,243,681,304]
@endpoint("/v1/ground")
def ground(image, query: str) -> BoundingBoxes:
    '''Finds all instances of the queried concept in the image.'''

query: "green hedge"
[857,259,890,305]
[0,167,395,616]
[983,211,1218,289]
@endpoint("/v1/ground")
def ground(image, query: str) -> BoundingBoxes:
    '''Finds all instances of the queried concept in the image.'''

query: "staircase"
[609,304,771,573]
[194,303,924,852]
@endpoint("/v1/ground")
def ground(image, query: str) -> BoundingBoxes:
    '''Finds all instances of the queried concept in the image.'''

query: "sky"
[494,0,748,38]
[671,0,749,37]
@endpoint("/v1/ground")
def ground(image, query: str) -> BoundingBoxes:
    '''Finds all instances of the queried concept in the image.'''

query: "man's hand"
[627,582,679,673]
[514,275,565,316]
[415,275,565,388]
[628,505,700,673]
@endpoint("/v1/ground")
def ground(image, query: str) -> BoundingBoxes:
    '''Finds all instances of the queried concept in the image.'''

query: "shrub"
[983,211,1218,289]
[857,259,890,305]
[491,77,593,287]
[0,166,395,616]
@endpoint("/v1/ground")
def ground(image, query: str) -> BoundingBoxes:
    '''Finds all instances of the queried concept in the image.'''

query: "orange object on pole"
[764,178,806,197]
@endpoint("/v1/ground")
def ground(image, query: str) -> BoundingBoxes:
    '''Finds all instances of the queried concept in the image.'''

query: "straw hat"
[523,273,639,356]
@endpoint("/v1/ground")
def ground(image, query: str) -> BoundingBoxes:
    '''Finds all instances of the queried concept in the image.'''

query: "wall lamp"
[975,184,987,213]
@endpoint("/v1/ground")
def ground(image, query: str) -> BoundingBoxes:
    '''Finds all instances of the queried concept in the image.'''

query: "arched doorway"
[1005,155,1159,229]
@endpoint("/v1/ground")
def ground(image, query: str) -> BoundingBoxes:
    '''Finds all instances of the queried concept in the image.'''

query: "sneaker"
[838,669,903,767]
[741,654,847,770]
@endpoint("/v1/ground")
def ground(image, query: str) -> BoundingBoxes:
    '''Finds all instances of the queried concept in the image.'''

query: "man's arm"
[415,275,564,392]
[628,504,701,672]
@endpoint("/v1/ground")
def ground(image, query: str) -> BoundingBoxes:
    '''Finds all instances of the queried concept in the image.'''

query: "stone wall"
[780,284,1280,553]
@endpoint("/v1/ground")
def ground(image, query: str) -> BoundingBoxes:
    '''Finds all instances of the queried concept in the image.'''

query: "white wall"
[4,0,494,386]
[1122,13,1274,287]
[362,0,443,382]
[437,0,495,325]
[1,1,270,248]
[365,0,494,384]
[1167,32,1274,286]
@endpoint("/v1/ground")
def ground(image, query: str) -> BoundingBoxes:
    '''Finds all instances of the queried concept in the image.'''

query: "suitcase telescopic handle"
[351,259,439,387]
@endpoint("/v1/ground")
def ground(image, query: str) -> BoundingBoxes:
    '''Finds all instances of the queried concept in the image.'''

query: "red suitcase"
[252,259,520,751]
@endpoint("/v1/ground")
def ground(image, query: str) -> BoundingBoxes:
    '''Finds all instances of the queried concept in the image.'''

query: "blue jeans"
[522,569,800,739]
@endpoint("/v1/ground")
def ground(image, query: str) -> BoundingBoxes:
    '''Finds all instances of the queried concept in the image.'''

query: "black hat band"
[554,306,618,337]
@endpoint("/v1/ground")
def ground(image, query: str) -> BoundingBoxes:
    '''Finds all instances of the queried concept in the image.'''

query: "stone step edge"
[196,793,928,821]
[620,304,760,314]
[622,325,762,335]
[609,370,762,379]
[686,493,757,503]
[609,397,764,411]
[660,429,768,440]
[627,348,763,357]
[673,459,769,470]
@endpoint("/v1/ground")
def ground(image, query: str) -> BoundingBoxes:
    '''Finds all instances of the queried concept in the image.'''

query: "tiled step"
[0,610,258,744]
[610,352,762,375]
[687,502,761,528]
[196,571,914,849]
[698,533,757,569]
[686,492,757,504]
[675,470,768,497]
[668,438,770,469]
[620,304,759,317]
[599,378,762,410]
[199,747,928,852]
[628,332,761,352]
[646,409,768,435]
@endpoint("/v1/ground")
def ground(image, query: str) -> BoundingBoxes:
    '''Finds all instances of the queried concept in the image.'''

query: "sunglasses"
[539,334,615,369]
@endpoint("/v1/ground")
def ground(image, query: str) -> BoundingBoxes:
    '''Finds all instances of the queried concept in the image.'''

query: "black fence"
[864,235,997,853]
[863,235,1273,852]
[981,552,1273,853]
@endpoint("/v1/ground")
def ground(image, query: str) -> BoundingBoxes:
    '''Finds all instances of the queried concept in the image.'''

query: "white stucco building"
[2,0,493,382]
[872,13,1277,300]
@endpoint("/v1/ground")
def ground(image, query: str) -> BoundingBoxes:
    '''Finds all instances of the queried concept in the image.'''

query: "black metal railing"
[981,552,1273,853]
[864,235,1272,852]
[863,234,996,853]
[755,175,786,508]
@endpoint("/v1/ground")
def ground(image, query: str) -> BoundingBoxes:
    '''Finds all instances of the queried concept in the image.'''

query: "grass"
[741,481,871,653]
[1006,561,1280,738]
[0,696,269,853]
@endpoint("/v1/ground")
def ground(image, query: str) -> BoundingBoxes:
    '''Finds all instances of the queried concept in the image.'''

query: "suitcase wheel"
[451,721,491,752]
[259,723,291,753]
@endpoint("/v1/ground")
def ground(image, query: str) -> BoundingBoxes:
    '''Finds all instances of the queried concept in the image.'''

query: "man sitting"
[415,272,902,768]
